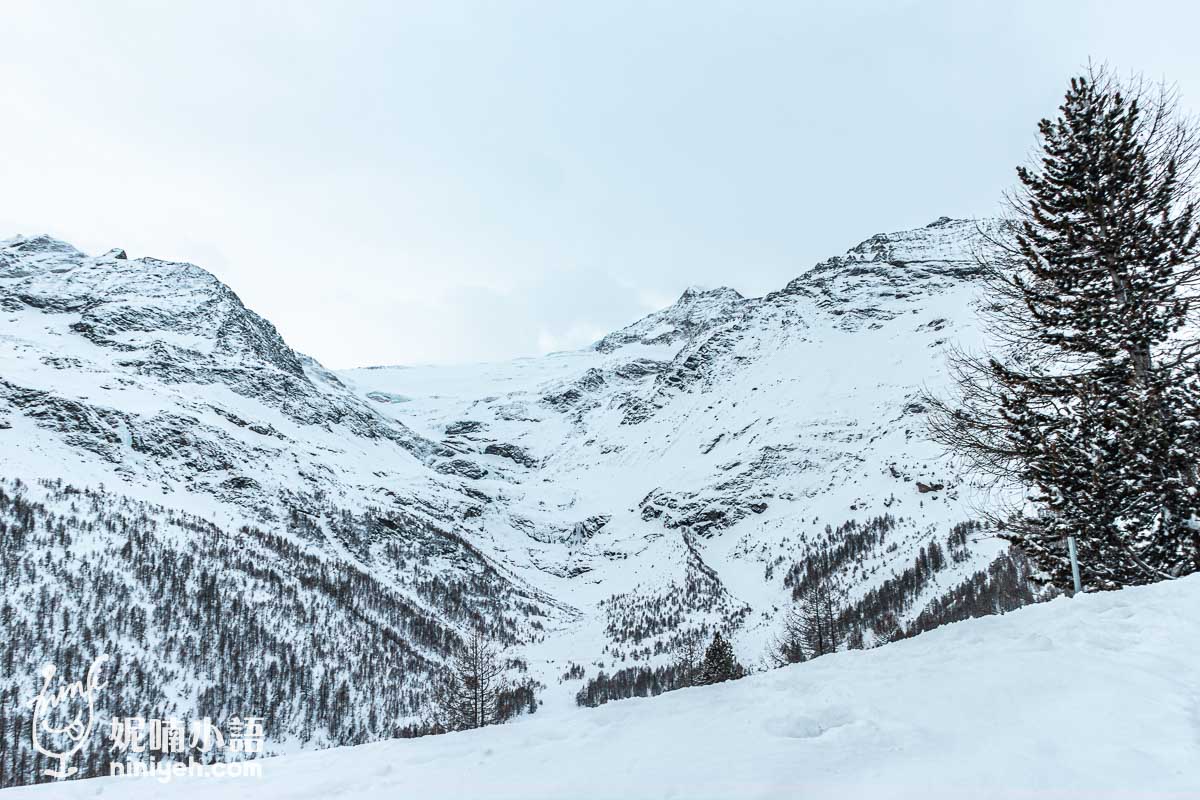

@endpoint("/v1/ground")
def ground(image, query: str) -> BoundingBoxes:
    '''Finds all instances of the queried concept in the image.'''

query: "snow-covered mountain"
[0,235,562,772]
[341,216,1018,667]
[0,218,1032,781]
[11,575,1198,799]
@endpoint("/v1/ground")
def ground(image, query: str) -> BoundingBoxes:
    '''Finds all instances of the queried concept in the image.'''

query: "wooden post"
[1067,535,1082,595]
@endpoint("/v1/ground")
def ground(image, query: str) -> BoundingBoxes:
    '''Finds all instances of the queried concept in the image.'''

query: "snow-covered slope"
[1,218,1032,776]
[12,576,1199,800]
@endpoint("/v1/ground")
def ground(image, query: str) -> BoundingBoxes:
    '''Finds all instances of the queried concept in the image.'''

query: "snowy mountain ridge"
[1,218,1028,773]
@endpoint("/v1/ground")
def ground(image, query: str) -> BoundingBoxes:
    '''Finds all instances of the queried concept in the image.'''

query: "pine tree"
[928,67,1200,590]
[698,632,743,685]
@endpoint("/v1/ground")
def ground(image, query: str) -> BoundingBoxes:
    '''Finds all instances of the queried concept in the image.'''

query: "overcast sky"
[3,1,1200,368]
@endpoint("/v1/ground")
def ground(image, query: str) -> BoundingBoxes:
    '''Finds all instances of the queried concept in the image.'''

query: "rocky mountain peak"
[593,284,746,353]
[774,217,995,306]
[677,284,742,302]
[0,233,83,257]
[0,236,439,510]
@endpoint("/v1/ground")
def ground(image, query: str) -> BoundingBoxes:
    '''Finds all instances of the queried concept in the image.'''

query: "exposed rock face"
[445,420,485,436]
[436,458,489,479]
[566,514,612,548]
[483,442,539,468]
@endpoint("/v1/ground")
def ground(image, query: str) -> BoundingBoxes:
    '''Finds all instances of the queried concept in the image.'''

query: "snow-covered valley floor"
[11,576,1200,800]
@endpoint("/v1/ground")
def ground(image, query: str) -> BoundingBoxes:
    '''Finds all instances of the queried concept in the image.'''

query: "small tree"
[428,628,508,732]
[798,584,839,659]
[698,631,744,684]
[672,633,704,688]
[767,604,807,667]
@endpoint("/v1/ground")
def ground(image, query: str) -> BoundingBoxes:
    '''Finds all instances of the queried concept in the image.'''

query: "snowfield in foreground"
[11,576,1200,800]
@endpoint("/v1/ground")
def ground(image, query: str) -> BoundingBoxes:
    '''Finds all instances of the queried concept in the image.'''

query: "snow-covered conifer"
[699,632,743,684]
[929,67,1200,589]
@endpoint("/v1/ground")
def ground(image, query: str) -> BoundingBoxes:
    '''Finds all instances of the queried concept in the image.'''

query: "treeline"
[575,662,692,707]
[905,550,1039,636]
